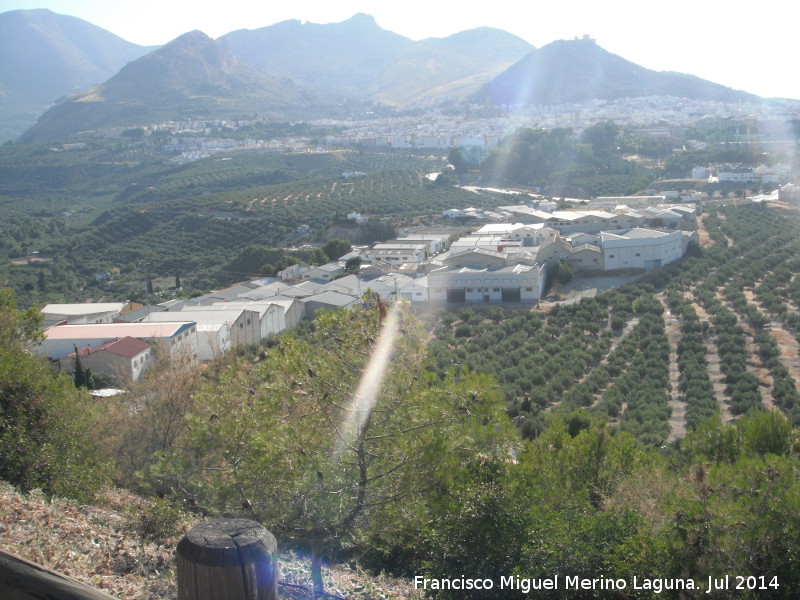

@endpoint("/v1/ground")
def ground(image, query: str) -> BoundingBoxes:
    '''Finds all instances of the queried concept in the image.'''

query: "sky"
[4,0,798,100]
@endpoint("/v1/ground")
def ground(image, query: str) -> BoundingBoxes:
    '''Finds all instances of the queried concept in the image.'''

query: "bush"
[0,292,110,502]
[124,497,189,544]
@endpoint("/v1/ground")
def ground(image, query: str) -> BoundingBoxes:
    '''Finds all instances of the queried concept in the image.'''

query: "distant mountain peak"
[479,37,760,107]
[18,29,327,142]
[0,7,151,140]
[343,13,378,26]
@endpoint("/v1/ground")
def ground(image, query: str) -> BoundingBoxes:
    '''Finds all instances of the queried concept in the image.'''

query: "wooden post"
[176,519,278,600]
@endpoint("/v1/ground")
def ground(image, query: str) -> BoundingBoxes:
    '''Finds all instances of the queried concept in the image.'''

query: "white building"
[472,223,558,247]
[399,276,429,303]
[41,302,130,325]
[39,322,198,362]
[428,263,547,304]
[58,336,153,382]
[149,307,261,348]
[360,244,428,265]
[601,229,684,271]
[396,233,451,255]
[301,263,345,281]
[207,301,287,340]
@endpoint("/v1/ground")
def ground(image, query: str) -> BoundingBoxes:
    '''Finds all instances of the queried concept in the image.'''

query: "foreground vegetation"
[3,201,800,597]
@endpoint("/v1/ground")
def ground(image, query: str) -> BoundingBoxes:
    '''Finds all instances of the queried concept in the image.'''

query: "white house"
[59,336,153,382]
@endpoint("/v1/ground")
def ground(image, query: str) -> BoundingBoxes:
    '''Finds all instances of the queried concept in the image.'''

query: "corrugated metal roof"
[45,322,192,340]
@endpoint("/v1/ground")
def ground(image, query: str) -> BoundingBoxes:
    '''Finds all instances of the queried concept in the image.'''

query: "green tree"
[0,290,109,501]
[447,147,469,174]
[322,238,352,262]
[344,256,362,273]
[553,261,574,285]
[72,345,88,388]
[151,300,516,595]
[581,121,620,154]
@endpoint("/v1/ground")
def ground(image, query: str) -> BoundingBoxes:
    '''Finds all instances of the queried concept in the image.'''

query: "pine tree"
[72,345,87,388]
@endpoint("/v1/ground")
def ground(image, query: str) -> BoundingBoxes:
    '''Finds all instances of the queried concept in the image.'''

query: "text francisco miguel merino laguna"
[414,574,780,594]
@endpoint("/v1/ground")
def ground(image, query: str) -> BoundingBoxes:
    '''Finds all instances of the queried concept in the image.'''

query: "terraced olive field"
[427,203,800,445]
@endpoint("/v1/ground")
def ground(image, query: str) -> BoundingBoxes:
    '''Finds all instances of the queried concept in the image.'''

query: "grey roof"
[300,291,360,308]
[238,281,291,300]
[601,228,672,241]
[192,284,258,303]
[115,304,167,322]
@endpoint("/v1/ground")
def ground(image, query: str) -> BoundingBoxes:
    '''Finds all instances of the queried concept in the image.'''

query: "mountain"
[221,14,412,99]
[221,15,533,105]
[0,9,151,141]
[18,31,328,143]
[479,37,761,107]
[371,27,534,105]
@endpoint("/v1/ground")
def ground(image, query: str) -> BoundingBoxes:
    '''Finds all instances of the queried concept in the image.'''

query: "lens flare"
[336,301,402,452]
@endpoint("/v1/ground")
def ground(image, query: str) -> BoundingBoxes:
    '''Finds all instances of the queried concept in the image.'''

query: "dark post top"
[176,519,277,568]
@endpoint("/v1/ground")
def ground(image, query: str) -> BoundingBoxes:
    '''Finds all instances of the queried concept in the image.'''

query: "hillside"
[371,27,535,105]
[479,37,761,106]
[0,9,151,141]
[0,481,414,599]
[18,30,329,143]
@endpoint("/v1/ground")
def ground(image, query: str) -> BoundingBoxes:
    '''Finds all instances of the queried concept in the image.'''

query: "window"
[635,253,641,257]
[609,254,615,258]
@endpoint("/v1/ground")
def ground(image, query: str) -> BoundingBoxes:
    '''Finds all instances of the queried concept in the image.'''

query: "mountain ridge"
[219,14,534,104]
[18,30,328,143]
[0,8,153,139]
[7,10,780,143]
[479,38,761,106]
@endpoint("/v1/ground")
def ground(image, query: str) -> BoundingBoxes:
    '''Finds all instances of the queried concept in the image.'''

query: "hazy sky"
[5,0,797,100]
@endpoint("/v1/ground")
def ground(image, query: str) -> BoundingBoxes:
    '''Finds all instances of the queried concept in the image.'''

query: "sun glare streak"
[336,301,402,453]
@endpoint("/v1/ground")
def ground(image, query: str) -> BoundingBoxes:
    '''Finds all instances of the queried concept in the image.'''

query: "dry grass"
[0,481,418,600]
